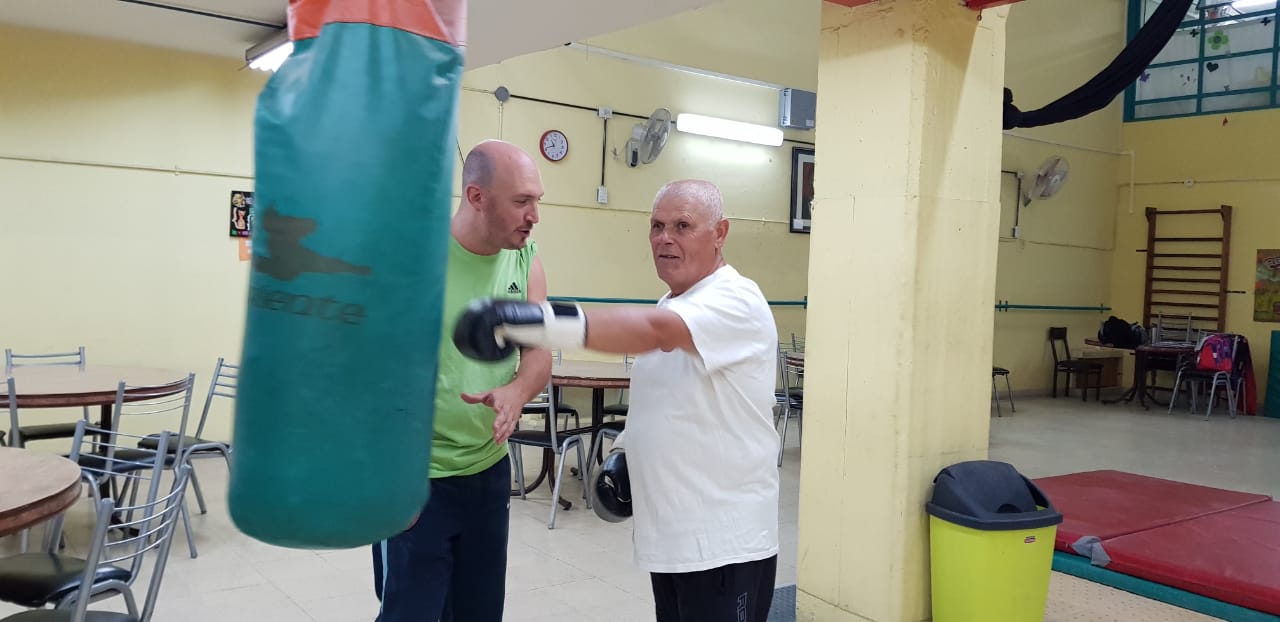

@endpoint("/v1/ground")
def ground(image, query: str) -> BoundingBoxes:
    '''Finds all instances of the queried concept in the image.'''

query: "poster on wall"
[789,147,814,234]
[1255,249,1280,322]
[230,191,254,238]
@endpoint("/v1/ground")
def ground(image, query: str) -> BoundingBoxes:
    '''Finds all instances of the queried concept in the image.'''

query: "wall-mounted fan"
[626,108,672,167]
[1021,155,1069,206]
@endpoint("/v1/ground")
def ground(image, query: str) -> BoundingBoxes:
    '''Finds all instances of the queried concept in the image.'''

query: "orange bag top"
[288,0,465,46]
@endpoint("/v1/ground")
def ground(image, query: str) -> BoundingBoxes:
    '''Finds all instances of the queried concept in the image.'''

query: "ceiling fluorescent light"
[675,113,784,147]
[246,30,292,72]
[1232,0,1274,8]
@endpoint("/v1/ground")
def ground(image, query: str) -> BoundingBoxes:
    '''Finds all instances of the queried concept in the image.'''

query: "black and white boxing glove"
[453,299,588,361]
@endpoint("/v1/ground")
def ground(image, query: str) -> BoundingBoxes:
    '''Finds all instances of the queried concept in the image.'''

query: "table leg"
[570,388,606,475]
[1104,352,1140,405]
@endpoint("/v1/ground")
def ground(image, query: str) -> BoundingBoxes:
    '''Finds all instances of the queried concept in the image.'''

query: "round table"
[0,447,82,537]
[1,365,190,410]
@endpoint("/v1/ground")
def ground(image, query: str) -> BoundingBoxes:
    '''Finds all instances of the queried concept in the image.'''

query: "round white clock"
[539,129,569,162]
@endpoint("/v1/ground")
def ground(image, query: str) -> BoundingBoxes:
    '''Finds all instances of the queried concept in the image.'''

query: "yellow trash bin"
[925,460,1063,622]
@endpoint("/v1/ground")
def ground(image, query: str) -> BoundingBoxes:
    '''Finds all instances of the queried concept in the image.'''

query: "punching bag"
[230,0,467,548]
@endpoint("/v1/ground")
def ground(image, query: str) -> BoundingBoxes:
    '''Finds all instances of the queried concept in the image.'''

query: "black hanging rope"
[1003,0,1196,129]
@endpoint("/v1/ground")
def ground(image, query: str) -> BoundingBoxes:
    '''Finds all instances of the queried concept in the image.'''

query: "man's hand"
[461,383,529,445]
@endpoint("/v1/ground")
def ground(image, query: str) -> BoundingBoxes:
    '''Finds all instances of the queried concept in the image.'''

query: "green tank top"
[430,236,536,478]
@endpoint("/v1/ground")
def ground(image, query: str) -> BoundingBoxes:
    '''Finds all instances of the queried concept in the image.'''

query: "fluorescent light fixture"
[675,113,784,147]
[246,30,292,72]
[1232,0,1275,9]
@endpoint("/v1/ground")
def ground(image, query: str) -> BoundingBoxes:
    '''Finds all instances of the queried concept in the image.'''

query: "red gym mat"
[1100,501,1280,615]
[1033,470,1270,552]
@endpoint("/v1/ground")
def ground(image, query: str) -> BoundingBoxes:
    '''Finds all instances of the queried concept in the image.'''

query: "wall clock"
[540,129,569,162]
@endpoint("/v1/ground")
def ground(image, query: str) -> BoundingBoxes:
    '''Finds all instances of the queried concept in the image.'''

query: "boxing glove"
[454,299,588,361]
[590,447,631,523]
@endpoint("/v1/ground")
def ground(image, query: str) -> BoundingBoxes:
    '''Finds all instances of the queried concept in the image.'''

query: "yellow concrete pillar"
[796,2,1009,621]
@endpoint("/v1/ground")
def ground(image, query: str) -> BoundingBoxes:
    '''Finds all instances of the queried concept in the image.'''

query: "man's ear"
[715,218,729,248]
[464,184,484,209]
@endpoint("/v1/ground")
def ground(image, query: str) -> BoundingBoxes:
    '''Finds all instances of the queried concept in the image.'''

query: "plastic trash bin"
[925,460,1063,622]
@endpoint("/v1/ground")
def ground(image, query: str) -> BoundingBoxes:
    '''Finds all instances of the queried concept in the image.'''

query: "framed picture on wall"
[230,190,254,237]
[1255,249,1280,322]
[790,147,814,234]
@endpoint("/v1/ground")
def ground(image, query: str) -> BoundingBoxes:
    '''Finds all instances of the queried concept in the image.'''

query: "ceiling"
[0,0,720,68]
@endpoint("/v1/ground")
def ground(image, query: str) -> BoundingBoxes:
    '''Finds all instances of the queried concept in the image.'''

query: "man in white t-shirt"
[453,179,781,621]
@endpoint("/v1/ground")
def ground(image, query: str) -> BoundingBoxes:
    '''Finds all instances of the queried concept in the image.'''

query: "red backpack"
[1196,334,1235,373]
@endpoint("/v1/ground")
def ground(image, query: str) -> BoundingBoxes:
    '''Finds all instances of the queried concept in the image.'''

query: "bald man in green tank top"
[372,139,552,622]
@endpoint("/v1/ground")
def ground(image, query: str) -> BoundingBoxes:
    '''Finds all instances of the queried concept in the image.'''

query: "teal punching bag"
[230,0,467,548]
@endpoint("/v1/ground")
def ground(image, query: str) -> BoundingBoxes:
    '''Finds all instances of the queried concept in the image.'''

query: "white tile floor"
[3,395,1278,621]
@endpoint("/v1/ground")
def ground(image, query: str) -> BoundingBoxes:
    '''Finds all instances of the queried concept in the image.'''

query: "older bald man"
[456,179,781,621]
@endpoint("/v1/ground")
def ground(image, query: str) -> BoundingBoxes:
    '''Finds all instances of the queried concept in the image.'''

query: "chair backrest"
[1048,327,1071,363]
[61,422,190,622]
[1152,313,1204,346]
[790,333,805,352]
[4,346,86,374]
[781,352,804,400]
[194,358,238,440]
[5,376,17,447]
[113,373,197,458]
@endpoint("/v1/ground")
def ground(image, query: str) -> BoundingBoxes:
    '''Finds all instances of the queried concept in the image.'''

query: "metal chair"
[992,367,1016,417]
[1048,327,1104,401]
[777,346,804,467]
[0,422,191,622]
[600,354,633,420]
[133,358,235,558]
[77,375,198,559]
[1169,333,1243,420]
[509,376,587,530]
[521,350,579,430]
[587,355,633,467]
[4,347,90,448]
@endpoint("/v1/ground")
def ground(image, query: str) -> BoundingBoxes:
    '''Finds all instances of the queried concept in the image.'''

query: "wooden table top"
[0,447,82,537]
[552,360,631,390]
[2,365,189,408]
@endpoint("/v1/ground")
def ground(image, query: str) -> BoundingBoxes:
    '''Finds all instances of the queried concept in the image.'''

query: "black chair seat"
[521,403,578,416]
[601,403,628,417]
[0,553,131,608]
[598,420,625,434]
[1,610,137,622]
[992,367,1010,376]
[15,423,80,442]
[137,433,226,454]
[73,449,174,474]
[508,429,556,449]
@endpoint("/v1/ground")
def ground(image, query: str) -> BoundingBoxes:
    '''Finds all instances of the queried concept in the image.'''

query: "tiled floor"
[3,395,1277,621]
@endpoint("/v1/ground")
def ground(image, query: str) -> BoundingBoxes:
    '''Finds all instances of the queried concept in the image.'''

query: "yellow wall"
[0,25,266,443]
[1115,109,1280,406]
[993,0,1128,394]
[0,21,813,442]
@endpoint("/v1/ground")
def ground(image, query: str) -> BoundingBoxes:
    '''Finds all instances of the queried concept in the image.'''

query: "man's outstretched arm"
[453,300,695,361]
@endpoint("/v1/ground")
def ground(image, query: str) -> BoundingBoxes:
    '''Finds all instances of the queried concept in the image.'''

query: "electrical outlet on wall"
[597,186,608,204]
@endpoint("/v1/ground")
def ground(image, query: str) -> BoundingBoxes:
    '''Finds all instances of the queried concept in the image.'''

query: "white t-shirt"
[620,264,780,573]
